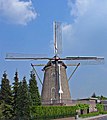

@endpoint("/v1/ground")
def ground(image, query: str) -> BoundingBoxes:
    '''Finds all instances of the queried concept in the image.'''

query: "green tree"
[16,77,31,120]
[15,81,23,119]
[12,71,19,119]
[29,71,41,106]
[76,104,89,110]
[96,104,104,112]
[100,95,107,100]
[0,102,4,119]
[0,88,3,119]
[0,72,13,119]
[91,92,96,98]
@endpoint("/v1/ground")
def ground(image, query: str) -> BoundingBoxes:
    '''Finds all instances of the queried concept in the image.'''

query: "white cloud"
[63,0,107,55]
[0,0,37,25]
[68,0,90,18]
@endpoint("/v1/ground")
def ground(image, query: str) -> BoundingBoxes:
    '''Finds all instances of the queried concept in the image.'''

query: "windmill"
[5,21,104,105]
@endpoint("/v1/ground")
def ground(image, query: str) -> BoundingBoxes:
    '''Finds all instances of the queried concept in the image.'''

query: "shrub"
[31,106,76,119]
[96,104,104,112]
[76,103,89,110]
[80,112,100,118]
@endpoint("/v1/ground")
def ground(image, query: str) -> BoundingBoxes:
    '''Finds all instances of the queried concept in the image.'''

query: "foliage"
[91,94,107,100]
[80,112,100,118]
[0,72,13,119]
[31,106,76,119]
[80,111,107,118]
[91,92,96,98]
[100,111,107,114]
[29,71,41,106]
[0,71,42,120]
[76,103,89,110]
[100,95,107,100]
[80,104,107,118]
[96,104,104,112]
[15,77,31,120]
[12,71,20,119]
[0,102,3,119]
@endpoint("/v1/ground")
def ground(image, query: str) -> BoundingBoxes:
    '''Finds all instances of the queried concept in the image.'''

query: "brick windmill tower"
[41,22,72,105]
[6,22,104,105]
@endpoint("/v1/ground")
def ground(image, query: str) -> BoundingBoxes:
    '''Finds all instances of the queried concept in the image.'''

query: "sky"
[0,0,107,99]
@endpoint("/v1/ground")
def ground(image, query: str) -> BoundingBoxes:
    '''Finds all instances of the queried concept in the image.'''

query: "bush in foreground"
[80,112,100,118]
[31,106,76,119]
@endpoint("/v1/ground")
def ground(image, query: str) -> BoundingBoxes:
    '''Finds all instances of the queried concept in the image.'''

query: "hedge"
[76,103,89,110]
[80,112,100,118]
[96,104,104,112]
[31,106,76,119]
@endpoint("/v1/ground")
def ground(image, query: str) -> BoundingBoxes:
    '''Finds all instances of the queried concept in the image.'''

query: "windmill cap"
[43,60,67,70]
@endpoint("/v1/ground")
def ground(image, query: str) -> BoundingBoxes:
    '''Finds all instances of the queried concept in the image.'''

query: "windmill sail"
[64,56,104,65]
[5,53,50,60]
[54,21,62,55]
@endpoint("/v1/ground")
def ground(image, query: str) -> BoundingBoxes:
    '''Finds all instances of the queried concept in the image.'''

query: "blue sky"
[0,0,107,99]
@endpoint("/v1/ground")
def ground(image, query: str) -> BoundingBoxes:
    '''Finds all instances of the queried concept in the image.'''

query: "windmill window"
[51,87,55,99]
[51,72,55,77]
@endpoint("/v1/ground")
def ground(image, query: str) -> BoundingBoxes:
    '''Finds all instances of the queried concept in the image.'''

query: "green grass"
[80,111,107,118]
[80,112,100,118]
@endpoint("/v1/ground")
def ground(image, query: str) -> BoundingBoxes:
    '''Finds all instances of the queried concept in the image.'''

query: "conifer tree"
[0,88,3,119]
[16,77,31,120]
[12,71,19,119]
[15,81,23,119]
[29,71,41,106]
[91,92,96,98]
[0,72,13,119]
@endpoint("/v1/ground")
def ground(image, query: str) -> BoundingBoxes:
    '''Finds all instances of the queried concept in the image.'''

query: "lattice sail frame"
[54,21,62,56]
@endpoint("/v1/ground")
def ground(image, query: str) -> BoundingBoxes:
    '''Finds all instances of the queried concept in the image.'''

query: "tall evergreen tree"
[0,88,3,119]
[15,81,23,119]
[0,72,13,119]
[12,71,19,119]
[91,92,96,98]
[29,71,41,106]
[16,77,31,120]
